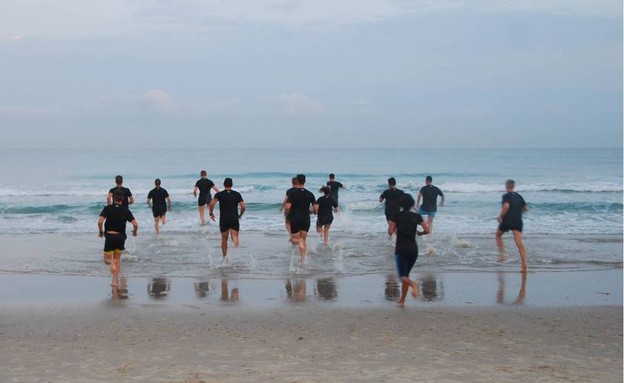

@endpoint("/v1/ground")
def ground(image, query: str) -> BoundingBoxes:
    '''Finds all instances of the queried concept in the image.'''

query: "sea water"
[0,148,621,278]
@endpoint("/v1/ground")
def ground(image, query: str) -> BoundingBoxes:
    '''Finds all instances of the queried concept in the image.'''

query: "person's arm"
[106,192,112,205]
[418,221,430,236]
[284,202,292,216]
[193,186,199,197]
[312,203,319,215]
[208,197,218,221]
[379,191,385,203]
[280,195,289,212]
[130,219,138,236]
[239,201,246,218]
[98,216,105,237]
[498,202,510,223]
[167,196,172,211]
[128,195,134,205]
[147,197,152,208]
[440,193,445,207]
[522,204,528,213]
[416,192,423,209]
[212,185,220,194]
[387,220,397,236]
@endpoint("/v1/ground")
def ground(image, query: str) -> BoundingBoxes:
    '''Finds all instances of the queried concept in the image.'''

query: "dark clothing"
[287,188,317,234]
[391,211,424,255]
[195,178,215,205]
[380,188,405,220]
[108,186,132,208]
[395,253,417,278]
[99,204,135,234]
[326,181,343,204]
[316,195,338,227]
[104,233,126,252]
[152,207,166,218]
[316,215,334,227]
[286,187,297,197]
[419,185,443,212]
[499,192,526,232]
[147,187,169,215]
[214,189,244,232]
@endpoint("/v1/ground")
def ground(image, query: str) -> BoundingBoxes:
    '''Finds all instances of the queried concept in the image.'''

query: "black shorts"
[395,252,418,278]
[198,195,208,206]
[385,209,400,221]
[152,207,166,218]
[316,214,334,227]
[104,233,126,252]
[220,215,240,233]
[499,222,523,233]
[290,218,311,234]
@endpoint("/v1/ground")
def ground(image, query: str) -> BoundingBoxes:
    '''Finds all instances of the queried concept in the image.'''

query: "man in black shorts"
[285,174,318,266]
[496,179,528,273]
[193,170,220,225]
[416,175,445,234]
[379,177,405,224]
[209,178,246,260]
[107,175,134,208]
[280,177,298,234]
[326,173,345,205]
[98,190,138,288]
[147,178,172,237]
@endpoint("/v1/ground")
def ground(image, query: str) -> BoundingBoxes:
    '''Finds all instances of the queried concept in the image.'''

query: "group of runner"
[98,172,528,307]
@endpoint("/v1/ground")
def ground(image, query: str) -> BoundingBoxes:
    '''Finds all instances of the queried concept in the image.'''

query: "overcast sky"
[0,0,621,148]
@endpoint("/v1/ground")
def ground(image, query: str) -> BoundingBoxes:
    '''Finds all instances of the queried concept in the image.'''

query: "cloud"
[0,34,24,41]
[0,105,57,117]
[478,0,622,18]
[277,93,325,117]
[145,89,175,113]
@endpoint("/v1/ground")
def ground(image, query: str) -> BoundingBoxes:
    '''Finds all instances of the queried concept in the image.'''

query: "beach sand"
[1,282,621,383]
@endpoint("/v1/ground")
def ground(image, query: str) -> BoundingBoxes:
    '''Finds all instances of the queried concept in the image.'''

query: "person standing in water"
[147,178,171,237]
[316,186,339,245]
[416,175,445,234]
[193,170,220,225]
[209,178,246,260]
[280,177,299,234]
[388,194,429,307]
[379,177,405,223]
[285,174,318,266]
[326,173,345,205]
[496,179,528,273]
[107,175,134,208]
[98,190,138,288]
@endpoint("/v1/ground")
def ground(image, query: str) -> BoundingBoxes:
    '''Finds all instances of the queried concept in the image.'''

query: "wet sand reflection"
[286,279,307,302]
[148,277,170,299]
[315,278,337,301]
[220,278,239,303]
[497,271,527,305]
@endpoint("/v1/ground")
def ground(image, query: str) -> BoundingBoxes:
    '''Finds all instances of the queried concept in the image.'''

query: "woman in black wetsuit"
[316,186,339,245]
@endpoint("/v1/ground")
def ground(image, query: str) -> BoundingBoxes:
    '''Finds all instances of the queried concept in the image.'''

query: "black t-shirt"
[391,211,424,254]
[214,190,244,217]
[147,187,169,209]
[100,204,135,233]
[380,188,405,214]
[317,195,338,216]
[286,187,297,197]
[195,178,215,198]
[287,188,317,222]
[419,185,443,212]
[108,186,132,208]
[502,192,526,226]
[327,181,343,199]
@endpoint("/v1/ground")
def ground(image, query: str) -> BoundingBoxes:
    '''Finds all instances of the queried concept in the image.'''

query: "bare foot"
[398,300,405,308]
[411,283,420,298]
[498,253,506,263]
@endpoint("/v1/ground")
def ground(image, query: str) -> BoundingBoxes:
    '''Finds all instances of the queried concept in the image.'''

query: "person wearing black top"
[388,193,429,307]
[193,170,220,225]
[147,178,172,237]
[98,190,138,288]
[379,177,405,223]
[285,174,318,266]
[280,177,299,234]
[416,175,445,234]
[326,173,345,205]
[107,175,134,208]
[496,179,529,273]
[316,186,339,245]
[210,177,246,260]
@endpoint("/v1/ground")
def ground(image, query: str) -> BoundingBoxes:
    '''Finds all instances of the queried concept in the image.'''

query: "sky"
[0,0,622,149]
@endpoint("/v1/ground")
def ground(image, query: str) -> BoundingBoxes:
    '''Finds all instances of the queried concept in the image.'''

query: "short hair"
[296,174,306,185]
[115,175,123,185]
[224,177,233,187]
[400,193,415,211]
[200,170,207,176]
[320,186,331,195]
[155,178,161,186]
[113,190,124,202]
[291,177,298,185]
[506,179,515,189]
[388,177,396,186]
[329,173,335,179]
[426,175,433,182]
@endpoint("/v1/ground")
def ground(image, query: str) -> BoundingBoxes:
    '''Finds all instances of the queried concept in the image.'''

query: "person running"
[379,177,405,223]
[316,186,339,245]
[280,177,299,234]
[285,174,318,266]
[193,170,220,225]
[98,190,138,288]
[416,175,445,234]
[209,178,246,260]
[388,194,429,307]
[107,175,133,208]
[496,179,528,273]
[147,178,171,237]
[326,173,345,205]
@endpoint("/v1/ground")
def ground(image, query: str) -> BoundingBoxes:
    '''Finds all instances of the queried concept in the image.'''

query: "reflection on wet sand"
[148,277,170,299]
[286,279,307,302]
[194,281,210,298]
[220,279,239,302]
[315,278,337,301]
[420,274,444,302]
[111,276,129,303]
[384,274,400,302]
[497,271,527,305]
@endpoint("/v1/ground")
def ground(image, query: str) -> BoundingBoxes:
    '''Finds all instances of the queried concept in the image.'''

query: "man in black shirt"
[316,186,339,245]
[107,175,133,208]
[147,178,172,237]
[285,174,318,266]
[98,190,138,288]
[326,173,345,205]
[496,179,529,273]
[379,177,405,224]
[280,177,299,234]
[209,178,246,260]
[416,175,445,234]
[193,170,220,225]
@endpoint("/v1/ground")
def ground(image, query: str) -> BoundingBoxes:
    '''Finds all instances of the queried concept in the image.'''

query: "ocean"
[0,148,621,279]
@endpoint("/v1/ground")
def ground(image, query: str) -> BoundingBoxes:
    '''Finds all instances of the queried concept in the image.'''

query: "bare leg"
[289,232,300,246]
[299,231,308,265]
[231,230,240,248]
[323,224,331,245]
[515,272,527,304]
[103,252,112,265]
[110,251,122,287]
[496,229,505,262]
[198,205,206,225]
[220,231,229,258]
[154,217,159,236]
[398,280,409,307]
[161,215,166,226]
[513,230,527,273]
[285,219,291,235]
[426,216,434,235]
